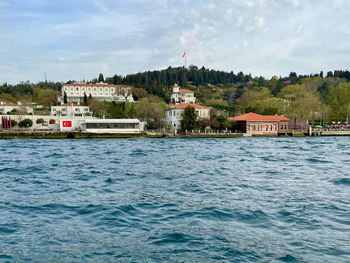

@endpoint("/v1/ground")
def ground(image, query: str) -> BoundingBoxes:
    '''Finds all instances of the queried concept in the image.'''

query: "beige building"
[61,83,134,102]
[0,101,34,114]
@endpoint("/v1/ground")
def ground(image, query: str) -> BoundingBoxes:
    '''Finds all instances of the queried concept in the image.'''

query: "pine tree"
[64,92,67,103]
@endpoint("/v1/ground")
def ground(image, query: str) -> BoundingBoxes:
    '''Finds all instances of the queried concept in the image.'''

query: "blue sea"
[0,137,349,262]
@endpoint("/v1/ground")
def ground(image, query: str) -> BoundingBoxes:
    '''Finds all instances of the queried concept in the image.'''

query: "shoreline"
[1,130,349,139]
[0,131,312,139]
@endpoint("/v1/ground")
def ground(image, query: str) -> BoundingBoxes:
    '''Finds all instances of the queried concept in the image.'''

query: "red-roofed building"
[0,101,34,114]
[171,84,196,104]
[166,84,210,130]
[229,112,290,135]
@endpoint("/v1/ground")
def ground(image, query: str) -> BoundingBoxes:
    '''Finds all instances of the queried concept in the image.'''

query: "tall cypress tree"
[98,73,104,83]
[181,106,197,131]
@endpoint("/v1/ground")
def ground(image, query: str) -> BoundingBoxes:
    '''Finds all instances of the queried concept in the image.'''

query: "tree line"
[2,67,350,126]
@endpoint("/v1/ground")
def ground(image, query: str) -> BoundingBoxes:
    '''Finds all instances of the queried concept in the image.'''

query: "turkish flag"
[182,51,186,57]
[63,121,72,127]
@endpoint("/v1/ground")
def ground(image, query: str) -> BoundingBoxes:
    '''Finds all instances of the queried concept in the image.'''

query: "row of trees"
[3,67,350,124]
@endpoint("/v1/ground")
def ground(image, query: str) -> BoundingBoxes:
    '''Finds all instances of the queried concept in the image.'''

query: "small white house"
[166,103,211,130]
[51,102,91,117]
[0,101,34,114]
[170,84,196,104]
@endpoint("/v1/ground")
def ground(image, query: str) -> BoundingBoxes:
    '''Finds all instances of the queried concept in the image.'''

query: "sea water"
[0,137,349,262]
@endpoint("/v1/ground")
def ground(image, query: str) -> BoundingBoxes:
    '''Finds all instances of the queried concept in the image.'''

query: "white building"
[0,101,34,114]
[51,102,91,117]
[166,84,210,130]
[61,83,134,103]
[59,118,143,133]
[166,103,211,130]
[170,84,196,104]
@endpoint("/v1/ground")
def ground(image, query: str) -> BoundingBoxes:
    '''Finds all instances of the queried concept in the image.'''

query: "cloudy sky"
[1,0,350,84]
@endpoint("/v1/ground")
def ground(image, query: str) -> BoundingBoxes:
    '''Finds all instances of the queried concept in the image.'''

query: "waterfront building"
[166,84,210,130]
[51,102,91,117]
[166,103,211,130]
[229,112,290,135]
[61,83,134,102]
[170,84,196,104]
[60,118,143,133]
[0,101,34,114]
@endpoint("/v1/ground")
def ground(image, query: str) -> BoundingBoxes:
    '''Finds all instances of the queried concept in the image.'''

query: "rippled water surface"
[0,137,350,262]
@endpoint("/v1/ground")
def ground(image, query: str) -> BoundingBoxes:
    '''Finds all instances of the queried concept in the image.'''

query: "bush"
[18,119,33,128]
[11,119,17,127]
[36,118,45,124]
[49,119,56,124]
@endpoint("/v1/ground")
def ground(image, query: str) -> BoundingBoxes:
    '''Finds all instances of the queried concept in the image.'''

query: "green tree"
[18,119,33,128]
[215,115,229,130]
[64,92,67,103]
[326,82,350,121]
[0,93,17,103]
[83,93,88,104]
[236,87,283,115]
[181,106,197,131]
[11,119,17,127]
[98,73,104,83]
[135,96,166,129]
[36,89,59,109]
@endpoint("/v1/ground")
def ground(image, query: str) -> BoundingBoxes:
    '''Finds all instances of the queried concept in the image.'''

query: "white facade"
[166,84,210,130]
[166,104,211,130]
[170,84,196,104]
[51,103,91,117]
[0,101,34,114]
[84,119,143,134]
[62,83,134,102]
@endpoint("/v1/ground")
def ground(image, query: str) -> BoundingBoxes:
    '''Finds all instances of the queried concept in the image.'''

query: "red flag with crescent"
[63,121,72,127]
[182,51,186,57]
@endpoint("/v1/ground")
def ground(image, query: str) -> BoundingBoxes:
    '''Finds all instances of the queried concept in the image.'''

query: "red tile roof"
[179,89,194,93]
[1,102,20,106]
[229,112,289,121]
[57,102,84,107]
[63,83,132,88]
[168,103,211,109]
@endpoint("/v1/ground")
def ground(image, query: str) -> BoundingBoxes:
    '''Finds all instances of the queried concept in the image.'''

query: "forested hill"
[103,66,350,100]
[2,66,350,121]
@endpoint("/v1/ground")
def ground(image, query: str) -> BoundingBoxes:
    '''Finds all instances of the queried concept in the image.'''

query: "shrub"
[36,118,45,124]
[11,119,17,127]
[18,119,33,128]
[49,119,56,124]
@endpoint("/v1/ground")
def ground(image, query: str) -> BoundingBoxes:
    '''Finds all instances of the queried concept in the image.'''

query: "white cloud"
[1,0,350,83]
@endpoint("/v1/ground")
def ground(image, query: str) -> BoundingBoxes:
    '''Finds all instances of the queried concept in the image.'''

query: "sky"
[1,0,350,84]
